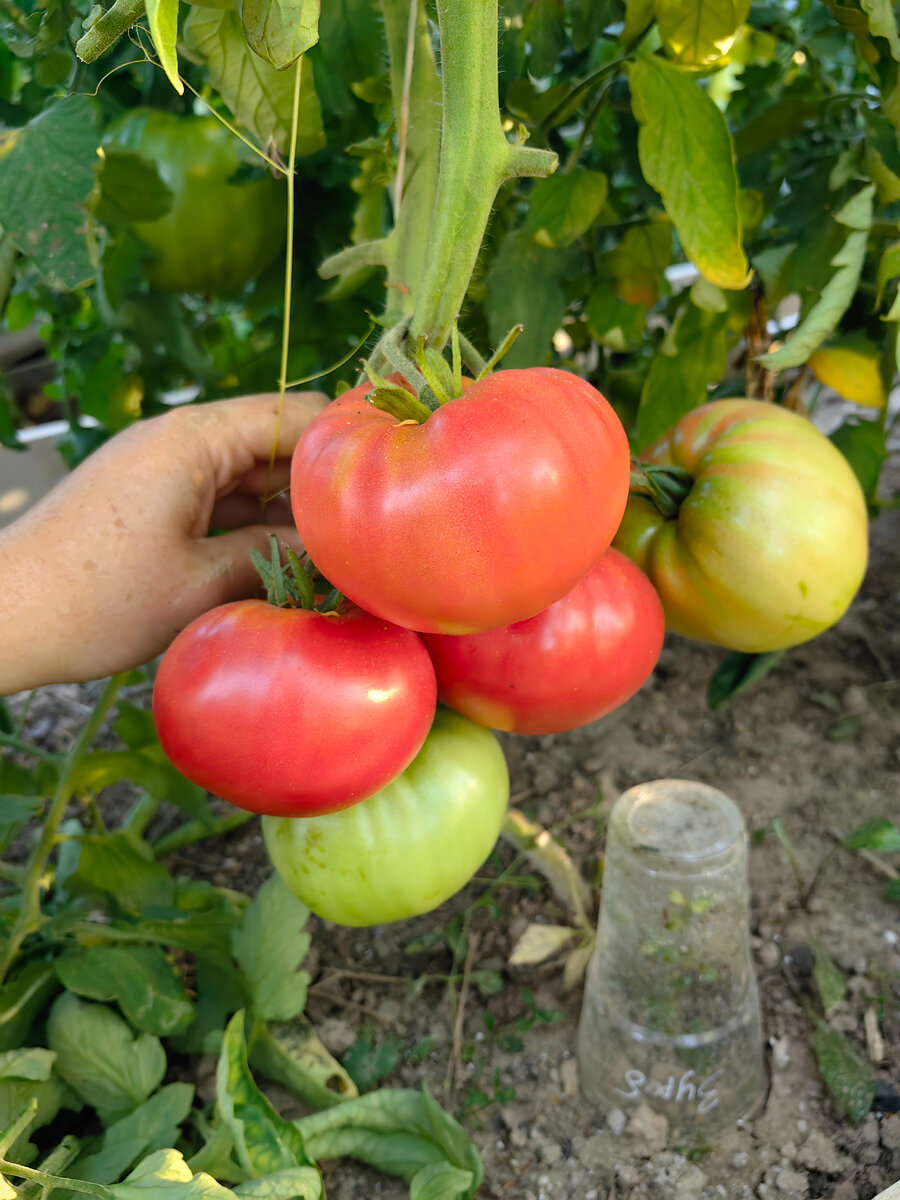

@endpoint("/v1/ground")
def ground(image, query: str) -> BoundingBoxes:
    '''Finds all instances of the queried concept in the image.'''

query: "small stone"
[881,1113,900,1151]
[831,1184,856,1200]
[796,1129,847,1175]
[778,1142,797,1161]
[859,1116,881,1145]
[540,1141,562,1166]
[606,1107,627,1136]
[770,1036,791,1071]
[560,1057,579,1098]
[772,1165,809,1197]
[759,942,780,969]
[626,1100,669,1153]
[732,1152,750,1169]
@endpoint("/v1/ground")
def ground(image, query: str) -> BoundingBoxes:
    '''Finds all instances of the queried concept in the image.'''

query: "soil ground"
[9,465,900,1200]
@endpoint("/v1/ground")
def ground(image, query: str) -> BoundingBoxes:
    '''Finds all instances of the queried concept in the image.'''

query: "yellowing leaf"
[146,0,183,94]
[808,343,887,409]
[509,923,577,967]
[656,0,751,67]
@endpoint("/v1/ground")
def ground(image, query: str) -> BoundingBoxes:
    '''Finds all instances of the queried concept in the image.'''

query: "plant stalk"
[0,674,125,986]
[409,0,557,348]
[75,0,145,62]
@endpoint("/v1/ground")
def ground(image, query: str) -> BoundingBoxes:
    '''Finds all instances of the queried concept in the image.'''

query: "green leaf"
[71,1084,195,1185]
[114,702,159,750]
[95,149,174,225]
[409,1162,475,1200]
[628,55,749,289]
[656,0,751,67]
[875,241,900,306]
[0,1073,65,1163]
[295,1087,483,1194]
[232,875,311,1023]
[74,749,210,822]
[707,650,785,710]
[47,994,166,1123]
[585,281,645,351]
[146,0,183,93]
[524,0,567,76]
[113,1148,235,1198]
[233,1169,323,1198]
[248,1018,358,1111]
[0,795,41,850]
[55,945,193,1036]
[0,1048,55,1083]
[601,219,672,306]
[309,0,382,121]
[182,8,324,154]
[636,302,728,449]
[760,186,874,371]
[64,830,175,914]
[860,0,900,59]
[811,943,845,1018]
[622,0,655,43]
[342,1033,401,1092]
[0,963,59,1053]
[485,230,580,368]
[830,419,888,502]
[0,95,100,290]
[525,168,607,249]
[843,818,900,853]
[811,1022,876,1122]
[217,1014,316,1178]
[240,0,319,70]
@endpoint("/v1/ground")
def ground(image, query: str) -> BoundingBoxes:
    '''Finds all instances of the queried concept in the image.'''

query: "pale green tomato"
[262,708,509,926]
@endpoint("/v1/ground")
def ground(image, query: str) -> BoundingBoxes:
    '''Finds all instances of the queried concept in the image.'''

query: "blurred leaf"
[601,220,672,306]
[864,144,900,204]
[249,1017,358,1111]
[636,302,728,448]
[217,1013,316,1178]
[94,149,173,225]
[629,55,750,289]
[0,963,58,1053]
[501,809,592,921]
[296,1087,482,1194]
[64,830,175,914]
[485,230,580,367]
[56,945,194,1036]
[875,241,900,305]
[860,0,900,58]
[509,923,577,967]
[0,795,41,850]
[562,938,594,991]
[146,0,183,94]
[0,95,100,290]
[761,186,874,371]
[808,340,886,409]
[585,282,646,350]
[310,0,381,120]
[470,969,504,997]
[241,0,319,70]
[524,0,567,76]
[232,875,311,1023]
[885,879,900,903]
[342,1032,401,1092]
[0,1047,55,1083]
[525,168,608,248]
[843,818,900,853]
[811,942,845,1017]
[622,0,655,42]
[47,994,166,1124]
[183,8,324,154]
[812,1022,876,1122]
[409,1162,475,1200]
[829,418,888,501]
[69,1084,195,1185]
[233,1168,323,1198]
[707,650,785,710]
[657,0,750,67]
[73,748,210,822]
[0,1066,64,1163]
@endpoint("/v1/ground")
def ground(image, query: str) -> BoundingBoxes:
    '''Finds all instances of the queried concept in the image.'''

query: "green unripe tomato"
[105,110,286,294]
[262,708,510,926]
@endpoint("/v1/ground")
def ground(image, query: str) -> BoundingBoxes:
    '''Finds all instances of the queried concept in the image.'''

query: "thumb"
[195,526,307,607]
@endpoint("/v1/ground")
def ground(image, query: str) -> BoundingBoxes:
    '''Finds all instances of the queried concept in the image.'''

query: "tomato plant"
[290,368,630,634]
[153,599,437,816]
[614,401,869,654]
[104,111,286,295]
[263,706,509,926]
[422,548,664,735]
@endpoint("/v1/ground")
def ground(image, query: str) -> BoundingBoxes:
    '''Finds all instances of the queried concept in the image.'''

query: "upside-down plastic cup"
[577,779,766,1139]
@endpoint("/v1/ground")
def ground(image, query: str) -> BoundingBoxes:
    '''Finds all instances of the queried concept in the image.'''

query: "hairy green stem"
[75,0,145,62]
[380,0,442,326]
[0,674,125,986]
[410,0,557,348]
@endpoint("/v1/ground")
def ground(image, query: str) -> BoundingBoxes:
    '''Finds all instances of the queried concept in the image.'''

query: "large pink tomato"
[422,548,664,734]
[290,369,630,634]
[153,600,437,817]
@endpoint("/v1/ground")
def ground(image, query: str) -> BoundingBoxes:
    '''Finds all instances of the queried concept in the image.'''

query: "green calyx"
[250,535,341,612]
[629,463,694,518]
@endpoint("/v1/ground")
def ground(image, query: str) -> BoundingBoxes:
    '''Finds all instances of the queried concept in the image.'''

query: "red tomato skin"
[152,600,437,817]
[421,548,664,735]
[290,368,630,634]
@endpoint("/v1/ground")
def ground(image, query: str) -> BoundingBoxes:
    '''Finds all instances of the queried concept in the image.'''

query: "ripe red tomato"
[614,400,869,652]
[290,368,630,634]
[422,548,664,734]
[153,600,437,817]
[263,707,509,926]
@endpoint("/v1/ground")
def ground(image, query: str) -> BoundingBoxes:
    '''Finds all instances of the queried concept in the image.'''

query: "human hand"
[0,391,327,693]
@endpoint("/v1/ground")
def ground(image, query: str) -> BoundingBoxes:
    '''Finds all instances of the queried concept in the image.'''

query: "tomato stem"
[476,324,524,381]
[629,463,694,518]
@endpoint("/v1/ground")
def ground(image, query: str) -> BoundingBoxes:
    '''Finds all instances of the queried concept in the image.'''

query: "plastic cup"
[576,779,766,1139]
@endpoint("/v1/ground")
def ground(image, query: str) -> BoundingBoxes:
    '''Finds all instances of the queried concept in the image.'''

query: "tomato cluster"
[154,377,867,927]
